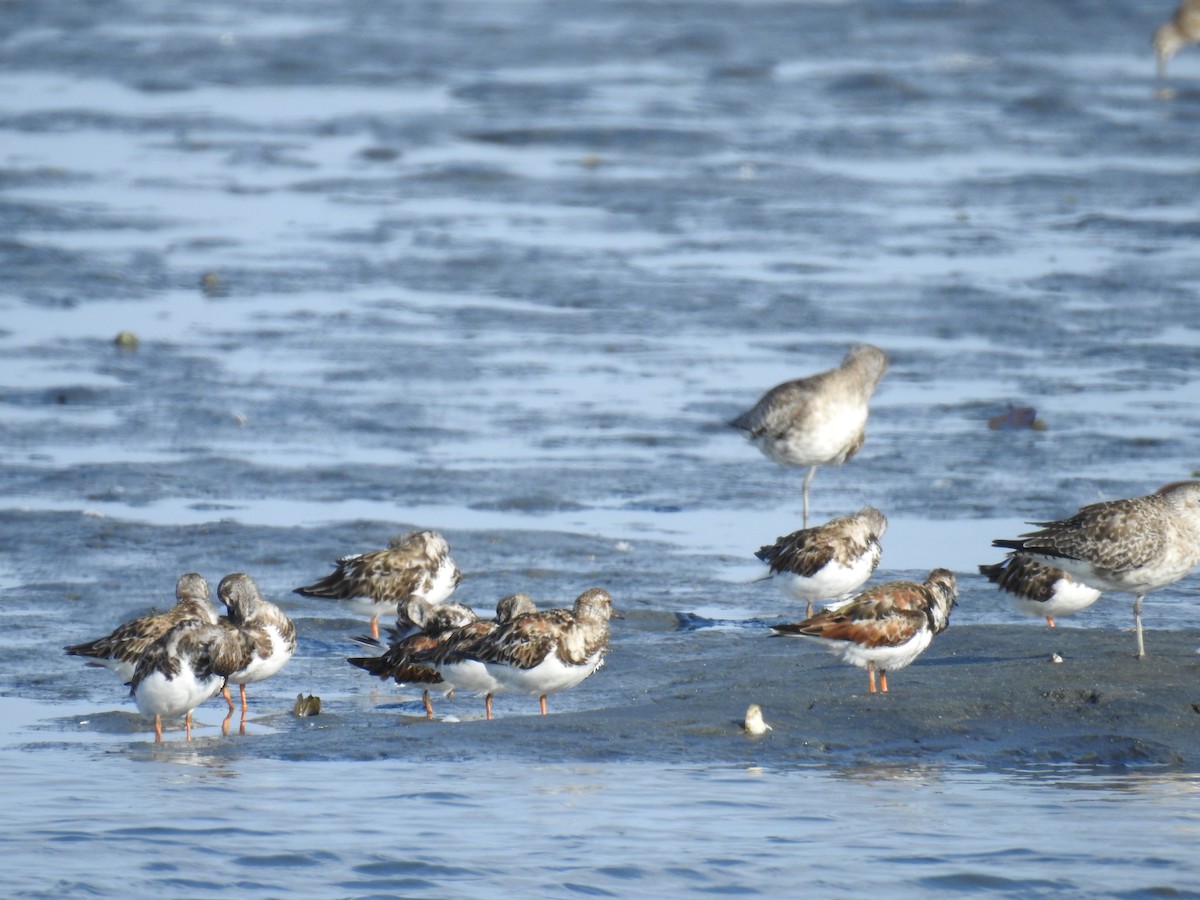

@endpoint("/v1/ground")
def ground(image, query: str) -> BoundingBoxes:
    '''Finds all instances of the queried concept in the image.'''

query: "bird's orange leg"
[867,661,877,694]
[539,695,548,716]
[879,669,889,693]
[485,693,494,720]
[154,714,164,742]
[422,690,434,719]
[370,616,380,640]
[1046,616,1056,628]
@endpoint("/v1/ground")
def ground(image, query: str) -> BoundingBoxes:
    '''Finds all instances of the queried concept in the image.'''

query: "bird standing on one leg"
[731,345,888,528]
[1154,0,1200,78]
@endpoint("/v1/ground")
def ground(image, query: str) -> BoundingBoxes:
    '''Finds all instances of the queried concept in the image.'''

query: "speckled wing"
[473,615,559,670]
[66,596,215,666]
[413,619,496,666]
[298,547,429,602]
[730,374,828,439]
[997,498,1168,573]
[755,529,837,577]
[66,610,169,667]
[979,555,1058,602]
[129,620,242,691]
[347,629,446,684]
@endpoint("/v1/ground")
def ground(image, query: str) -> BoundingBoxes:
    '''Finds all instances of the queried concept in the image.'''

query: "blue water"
[4,693,1200,898]
[4,0,1200,895]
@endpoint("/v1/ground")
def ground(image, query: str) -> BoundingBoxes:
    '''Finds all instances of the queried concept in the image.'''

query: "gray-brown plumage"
[992,482,1200,657]
[472,588,620,716]
[1155,0,1200,77]
[65,573,218,683]
[295,530,462,640]
[731,345,888,527]
[218,573,297,720]
[755,507,887,616]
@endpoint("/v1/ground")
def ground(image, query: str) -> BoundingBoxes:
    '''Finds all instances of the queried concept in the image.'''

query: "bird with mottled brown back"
[65,573,219,682]
[755,507,888,616]
[772,569,957,694]
[992,482,1200,657]
[295,529,462,639]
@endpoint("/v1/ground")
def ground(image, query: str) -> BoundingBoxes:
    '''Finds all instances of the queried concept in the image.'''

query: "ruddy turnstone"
[65,573,218,682]
[347,602,480,718]
[978,554,1101,628]
[218,573,297,721]
[755,507,888,616]
[471,587,619,716]
[993,482,1200,657]
[772,568,957,693]
[295,530,462,639]
[1155,0,1200,76]
[410,593,538,720]
[130,618,246,742]
[731,345,888,528]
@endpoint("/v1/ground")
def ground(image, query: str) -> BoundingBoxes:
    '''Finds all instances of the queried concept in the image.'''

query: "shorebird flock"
[732,343,1200,690]
[65,530,619,739]
[64,329,1200,738]
[67,572,295,741]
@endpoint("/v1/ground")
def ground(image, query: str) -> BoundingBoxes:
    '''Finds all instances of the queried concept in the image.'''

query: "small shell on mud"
[293,693,322,717]
[742,703,772,736]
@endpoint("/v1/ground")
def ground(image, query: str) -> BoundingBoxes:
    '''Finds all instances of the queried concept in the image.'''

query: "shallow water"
[4,0,1200,895]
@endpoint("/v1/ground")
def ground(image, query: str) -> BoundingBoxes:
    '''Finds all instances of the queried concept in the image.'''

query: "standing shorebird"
[348,602,480,718]
[130,618,247,742]
[218,573,297,726]
[295,530,462,640]
[1155,0,1200,77]
[978,554,1101,628]
[992,482,1200,658]
[65,573,218,682]
[755,507,888,617]
[472,588,620,717]
[350,593,539,720]
[412,593,538,720]
[731,344,888,528]
[772,569,957,694]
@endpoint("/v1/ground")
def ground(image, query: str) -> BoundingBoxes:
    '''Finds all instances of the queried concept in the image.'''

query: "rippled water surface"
[4,0,1200,896]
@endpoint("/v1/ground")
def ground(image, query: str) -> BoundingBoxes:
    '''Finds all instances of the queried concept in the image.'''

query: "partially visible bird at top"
[1155,0,1200,78]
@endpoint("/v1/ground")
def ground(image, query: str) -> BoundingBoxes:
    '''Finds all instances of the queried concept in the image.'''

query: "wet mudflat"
[4,0,1200,896]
